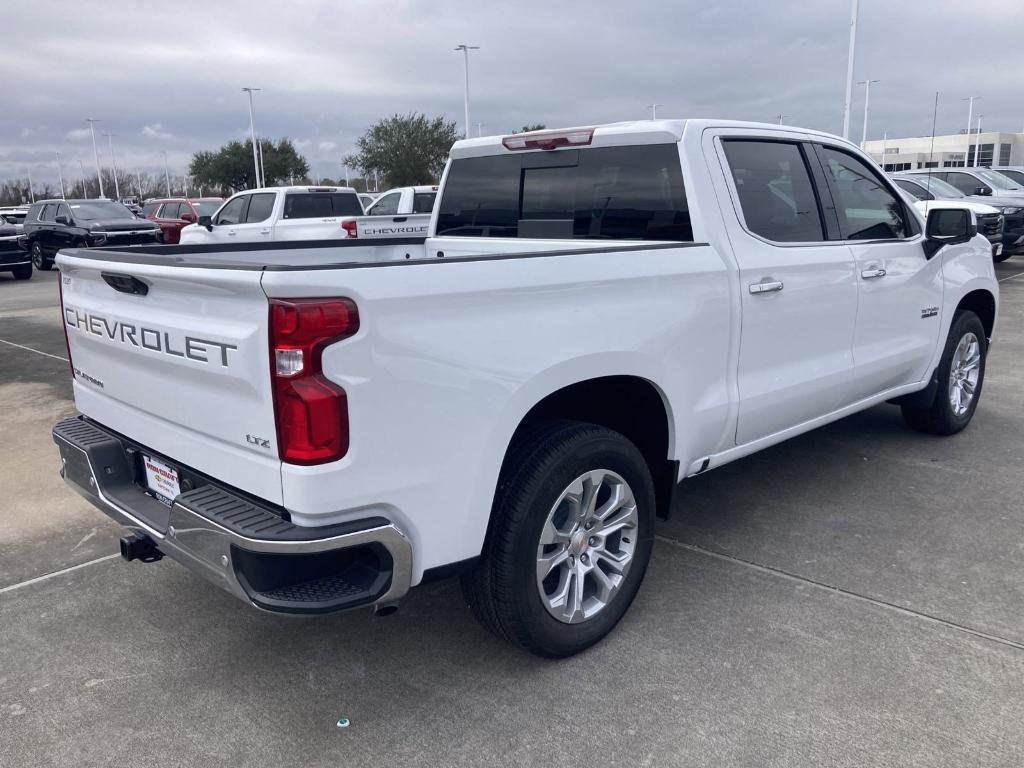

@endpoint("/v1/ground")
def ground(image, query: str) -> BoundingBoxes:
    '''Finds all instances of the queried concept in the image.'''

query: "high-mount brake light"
[501,128,595,152]
[341,220,358,238]
[268,298,360,465]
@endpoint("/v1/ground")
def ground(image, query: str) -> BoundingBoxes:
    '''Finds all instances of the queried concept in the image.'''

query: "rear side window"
[245,193,276,223]
[817,146,909,240]
[282,193,363,219]
[412,192,436,213]
[435,144,691,240]
[722,140,825,243]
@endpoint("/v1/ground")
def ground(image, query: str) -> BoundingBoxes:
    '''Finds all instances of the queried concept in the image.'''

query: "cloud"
[4,0,1022,188]
[142,123,173,140]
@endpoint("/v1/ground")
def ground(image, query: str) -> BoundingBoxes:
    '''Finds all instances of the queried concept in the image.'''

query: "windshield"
[905,176,964,199]
[194,201,222,216]
[975,169,1022,190]
[1,212,26,223]
[68,202,136,221]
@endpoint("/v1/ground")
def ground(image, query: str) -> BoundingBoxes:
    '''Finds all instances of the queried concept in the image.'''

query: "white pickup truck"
[53,121,997,658]
[178,186,365,245]
[341,185,437,239]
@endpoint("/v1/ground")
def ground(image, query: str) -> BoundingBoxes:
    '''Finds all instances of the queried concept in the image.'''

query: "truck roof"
[450,119,858,159]
[249,186,358,194]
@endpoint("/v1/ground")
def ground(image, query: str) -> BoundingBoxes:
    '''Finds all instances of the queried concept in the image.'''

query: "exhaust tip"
[374,603,399,617]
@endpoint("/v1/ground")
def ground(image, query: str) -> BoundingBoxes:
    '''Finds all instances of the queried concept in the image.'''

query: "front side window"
[818,146,908,240]
[975,169,1022,191]
[40,204,56,222]
[159,202,182,219]
[56,203,71,222]
[722,140,824,242]
[142,203,159,217]
[244,193,276,223]
[944,172,981,194]
[435,144,691,240]
[369,192,401,216]
[215,195,248,225]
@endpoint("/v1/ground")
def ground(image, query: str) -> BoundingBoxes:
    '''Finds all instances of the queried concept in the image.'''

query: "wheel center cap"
[570,530,589,556]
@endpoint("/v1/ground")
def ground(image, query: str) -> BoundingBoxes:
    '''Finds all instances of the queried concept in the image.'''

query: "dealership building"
[863,131,1024,172]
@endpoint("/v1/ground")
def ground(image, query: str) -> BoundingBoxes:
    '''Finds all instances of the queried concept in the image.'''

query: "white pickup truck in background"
[178,186,365,245]
[339,185,438,239]
[53,121,997,658]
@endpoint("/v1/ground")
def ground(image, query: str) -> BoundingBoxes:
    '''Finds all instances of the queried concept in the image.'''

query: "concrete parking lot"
[2,261,1023,767]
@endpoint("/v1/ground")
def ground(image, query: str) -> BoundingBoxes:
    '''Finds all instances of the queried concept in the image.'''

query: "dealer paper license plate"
[143,455,181,506]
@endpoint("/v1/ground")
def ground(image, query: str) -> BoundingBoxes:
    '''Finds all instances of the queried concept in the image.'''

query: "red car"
[144,198,223,244]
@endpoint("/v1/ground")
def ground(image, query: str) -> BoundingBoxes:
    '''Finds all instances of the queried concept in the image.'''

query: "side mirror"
[55,214,71,225]
[197,215,213,231]
[974,186,992,196]
[923,208,976,259]
[180,211,197,223]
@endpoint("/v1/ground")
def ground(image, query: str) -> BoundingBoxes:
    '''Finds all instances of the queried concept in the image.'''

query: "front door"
[715,135,859,445]
[813,144,943,396]
[225,191,276,242]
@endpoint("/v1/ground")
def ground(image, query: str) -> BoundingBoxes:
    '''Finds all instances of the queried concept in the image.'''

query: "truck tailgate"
[57,252,283,504]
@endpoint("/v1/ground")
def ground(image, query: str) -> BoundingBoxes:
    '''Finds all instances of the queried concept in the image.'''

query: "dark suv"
[22,199,162,270]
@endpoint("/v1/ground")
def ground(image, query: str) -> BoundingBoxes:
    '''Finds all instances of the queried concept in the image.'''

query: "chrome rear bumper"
[52,416,412,614]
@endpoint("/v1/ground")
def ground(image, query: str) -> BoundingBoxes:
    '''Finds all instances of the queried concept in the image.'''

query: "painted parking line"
[655,534,1024,653]
[0,337,68,362]
[998,271,1024,283]
[0,553,119,595]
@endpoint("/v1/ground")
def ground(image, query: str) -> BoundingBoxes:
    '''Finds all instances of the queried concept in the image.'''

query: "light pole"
[257,138,266,187]
[648,104,664,120]
[974,115,984,168]
[27,169,35,203]
[85,118,104,198]
[242,87,262,188]
[161,151,171,196]
[78,159,88,198]
[103,133,121,201]
[963,96,980,167]
[454,44,479,139]
[136,169,144,200]
[774,113,789,126]
[55,152,66,200]
[880,130,887,170]
[858,79,880,147]
[841,0,859,139]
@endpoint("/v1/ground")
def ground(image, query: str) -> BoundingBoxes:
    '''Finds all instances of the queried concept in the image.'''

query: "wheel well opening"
[956,290,995,340]
[505,376,677,519]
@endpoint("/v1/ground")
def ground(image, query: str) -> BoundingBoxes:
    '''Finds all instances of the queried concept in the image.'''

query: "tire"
[30,241,52,271]
[11,263,32,280]
[902,311,987,435]
[461,420,655,658]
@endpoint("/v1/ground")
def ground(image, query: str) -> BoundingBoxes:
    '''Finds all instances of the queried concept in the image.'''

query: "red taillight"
[501,128,594,152]
[57,275,74,377]
[268,298,359,465]
[341,220,358,238]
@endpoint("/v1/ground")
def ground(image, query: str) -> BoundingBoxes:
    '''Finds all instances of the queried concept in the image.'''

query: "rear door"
[714,133,860,445]
[57,254,283,503]
[812,143,942,396]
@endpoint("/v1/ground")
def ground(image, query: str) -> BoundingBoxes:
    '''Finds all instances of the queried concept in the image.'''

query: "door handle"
[259,229,271,235]
[861,267,887,279]
[227,230,237,236]
[749,280,784,294]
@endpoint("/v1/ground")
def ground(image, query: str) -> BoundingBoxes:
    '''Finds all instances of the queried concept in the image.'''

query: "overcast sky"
[3,0,1021,188]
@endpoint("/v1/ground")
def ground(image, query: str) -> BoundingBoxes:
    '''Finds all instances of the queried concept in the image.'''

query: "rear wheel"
[462,421,655,658]
[11,263,32,280]
[30,241,52,270]
[902,311,987,435]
